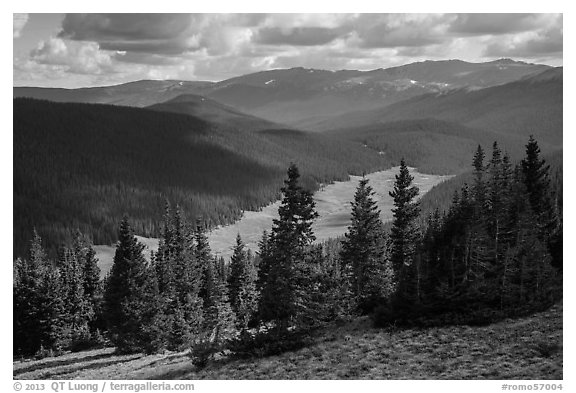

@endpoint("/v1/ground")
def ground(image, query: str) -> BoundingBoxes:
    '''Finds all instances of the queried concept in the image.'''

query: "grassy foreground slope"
[14,303,562,380]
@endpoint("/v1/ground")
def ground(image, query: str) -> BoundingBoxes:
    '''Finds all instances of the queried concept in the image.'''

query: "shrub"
[189,340,220,370]
[227,329,313,359]
[532,340,561,358]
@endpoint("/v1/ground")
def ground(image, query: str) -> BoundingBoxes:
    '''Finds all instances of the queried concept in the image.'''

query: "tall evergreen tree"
[520,136,561,269]
[228,234,259,330]
[58,247,92,346]
[472,145,486,216]
[196,221,214,309]
[195,223,236,343]
[389,159,421,304]
[14,231,65,355]
[522,136,551,217]
[201,258,237,342]
[152,207,204,351]
[103,216,157,353]
[258,164,319,332]
[71,231,101,332]
[340,177,392,313]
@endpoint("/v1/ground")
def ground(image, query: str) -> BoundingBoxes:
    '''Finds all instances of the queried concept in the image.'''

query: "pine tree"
[389,159,421,305]
[472,145,486,216]
[58,246,92,347]
[155,202,176,294]
[201,258,237,343]
[104,216,156,353]
[522,136,551,218]
[340,177,392,313]
[228,234,258,330]
[196,223,236,343]
[152,208,204,351]
[196,221,214,310]
[318,242,356,322]
[14,231,65,355]
[71,231,102,333]
[174,231,204,349]
[521,135,561,270]
[258,164,319,332]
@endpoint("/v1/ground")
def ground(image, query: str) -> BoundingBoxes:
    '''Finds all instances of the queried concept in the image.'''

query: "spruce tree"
[59,247,92,346]
[228,234,258,330]
[153,208,204,351]
[201,258,237,342]
[521,136,561,269]
[389,159,420,304]
[485,142,507,294]
[472,145,486,217]
[104,216,156,353]
[72,231,101,303]
[522,136,551,217]
[196,223,236,343]
[340,177,392,313]
[14,231,65,355]
[258,164,319,332]
[196,221,214,309]
[72,231,101,332]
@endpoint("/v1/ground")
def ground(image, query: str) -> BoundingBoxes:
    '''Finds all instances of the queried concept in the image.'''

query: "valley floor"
[14,303,562,380]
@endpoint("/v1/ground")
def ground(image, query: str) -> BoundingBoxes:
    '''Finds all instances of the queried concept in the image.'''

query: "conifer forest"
[13,12,563,381]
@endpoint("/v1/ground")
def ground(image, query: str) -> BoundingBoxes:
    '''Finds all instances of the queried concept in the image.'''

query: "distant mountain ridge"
[14,59,551,126]
[308,67,563,146]
[13,80,213,108]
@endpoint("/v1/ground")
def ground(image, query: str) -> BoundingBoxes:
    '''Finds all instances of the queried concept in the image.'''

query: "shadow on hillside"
[13,351,116,377]
[149,356,232,380]
[137,353,187,371]
[150,367,196,380]
[34,356,144,379]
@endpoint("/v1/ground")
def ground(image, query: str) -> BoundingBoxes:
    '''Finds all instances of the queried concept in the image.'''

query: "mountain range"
[14,59,551,125]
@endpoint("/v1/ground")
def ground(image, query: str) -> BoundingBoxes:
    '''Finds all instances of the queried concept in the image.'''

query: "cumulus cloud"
[30,37,114,74]
[14,13,563,87]
[13,13,29,38]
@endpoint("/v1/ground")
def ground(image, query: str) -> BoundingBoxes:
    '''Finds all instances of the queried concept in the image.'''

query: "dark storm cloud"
[59,14,200,55]
[60,14,192,41]
[449,13,545,36]
[254,26,347,46]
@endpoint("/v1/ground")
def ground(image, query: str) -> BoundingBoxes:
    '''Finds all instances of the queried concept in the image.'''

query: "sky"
[13,13,563,88]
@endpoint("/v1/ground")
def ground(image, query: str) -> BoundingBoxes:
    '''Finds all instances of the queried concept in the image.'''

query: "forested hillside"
[13,80,213,108]
[329,119,560,175]
[308,68,561,175]
[417,149,563,222]
[13,98,389,259]
[14,139,562,370]
[147,94,281,131]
